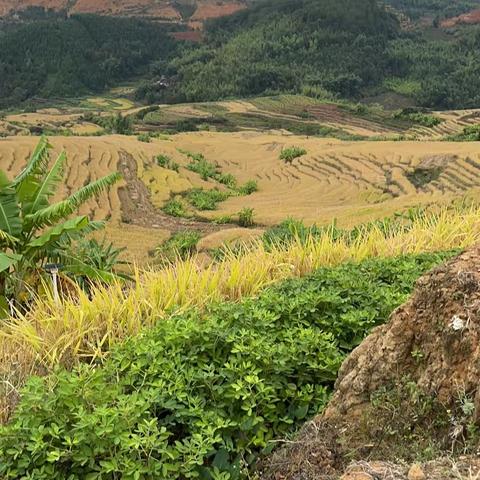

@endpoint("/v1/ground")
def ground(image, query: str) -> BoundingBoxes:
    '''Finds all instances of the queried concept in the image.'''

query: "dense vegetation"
[386,0,480,20]
[138,0,480,110]
[0,14,177,107]
[3,1,480,110]
[142,0,398,103]
[0,252,455,479]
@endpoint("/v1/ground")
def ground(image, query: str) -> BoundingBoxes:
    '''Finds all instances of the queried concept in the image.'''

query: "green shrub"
[393,109,442,128]
[279,146,307,163]
[237,180,258,196]
[187,188,231,210]
[162,199,189,217]
[446,124,480,141]
[0,253,455,479]
[156,154,180,172]
[238,207,255,227]
[137,133,151,143]
[216,173,238,188]
[155,231,201,262]
[184,152,219,180]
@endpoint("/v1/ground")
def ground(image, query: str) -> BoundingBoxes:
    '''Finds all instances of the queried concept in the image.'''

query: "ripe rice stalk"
[1,205,480,420]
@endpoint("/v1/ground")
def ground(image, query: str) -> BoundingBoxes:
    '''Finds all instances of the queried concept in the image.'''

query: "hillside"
[0,0,246,24]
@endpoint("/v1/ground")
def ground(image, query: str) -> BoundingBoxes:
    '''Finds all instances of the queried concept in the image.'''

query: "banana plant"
[0,137,121,315]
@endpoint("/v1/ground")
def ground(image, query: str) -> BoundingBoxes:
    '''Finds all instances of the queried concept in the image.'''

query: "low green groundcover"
[0,252,456,479]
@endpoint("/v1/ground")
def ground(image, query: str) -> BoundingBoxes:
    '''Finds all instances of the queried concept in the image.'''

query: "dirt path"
[117,151,226,234]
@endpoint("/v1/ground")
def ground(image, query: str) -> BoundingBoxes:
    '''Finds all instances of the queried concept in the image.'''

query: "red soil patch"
[441,9,480,28]
[0,0,245,22]
[171,30,203,42]
[190,1,246,21]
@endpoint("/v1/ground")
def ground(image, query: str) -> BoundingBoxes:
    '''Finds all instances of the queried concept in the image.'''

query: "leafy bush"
[393,109,442,127]
[186,153,219,181]
[280,146,307,163]
[156,154,180,172]
[137,133,151,143]
[237,180,258,196]
[446,124,480,142]
[155,231,201,262]
[238,207,255,227]
[162,199,189,217]
[187,188,231,211]
[0,253,455,479]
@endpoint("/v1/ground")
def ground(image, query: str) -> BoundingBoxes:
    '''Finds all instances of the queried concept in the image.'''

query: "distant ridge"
[0,0,247,27]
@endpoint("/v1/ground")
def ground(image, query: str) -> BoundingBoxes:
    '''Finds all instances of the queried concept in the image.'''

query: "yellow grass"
[1,206,479,401]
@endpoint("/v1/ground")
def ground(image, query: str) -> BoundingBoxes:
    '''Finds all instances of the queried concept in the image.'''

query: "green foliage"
[236,180,258,196]
[155,230,201,262]
[0,252,455,478]
[393,109,442,127]
[238,207,255,227]
[0,14,177,107]
[137,133,152,143]
[152,0,398,103]
[0,137,120,312]
[446,124,480,141]
[184,151,219,180]
[156,154,180,172]
[216,173,238,189]
[70,238,131,290]
[186,188,231,211]
[162,198,189,218]
[279,146,307,163]
[101,113,133,135]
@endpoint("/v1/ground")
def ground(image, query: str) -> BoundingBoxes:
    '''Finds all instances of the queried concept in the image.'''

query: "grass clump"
[238,207,255,227]
[156,154,180,172]
[237,180,258,196]
[280,146,307,163]
[184,151,219,180]
[155,231,201,263]
[186,188,231,211]
[137,133,151,143]
[162,198,189,217]
[0,253,453,478]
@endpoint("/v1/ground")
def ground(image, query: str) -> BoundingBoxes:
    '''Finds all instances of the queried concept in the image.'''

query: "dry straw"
[1,206,480,421]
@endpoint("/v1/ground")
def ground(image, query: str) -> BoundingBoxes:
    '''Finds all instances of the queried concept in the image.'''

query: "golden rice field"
[2,132,480,264]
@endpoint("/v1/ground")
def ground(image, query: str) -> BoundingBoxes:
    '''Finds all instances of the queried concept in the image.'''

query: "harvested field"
[2,131,480,262]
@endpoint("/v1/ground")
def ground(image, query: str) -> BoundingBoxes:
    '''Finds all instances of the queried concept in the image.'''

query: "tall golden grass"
[2,206,480,421]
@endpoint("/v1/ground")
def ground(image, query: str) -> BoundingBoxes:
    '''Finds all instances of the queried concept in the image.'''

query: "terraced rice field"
[1,131,480,262]
[407,109,480,139]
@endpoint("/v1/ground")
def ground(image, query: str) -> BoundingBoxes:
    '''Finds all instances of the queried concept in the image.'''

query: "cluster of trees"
[0,14,177,107]
[386,0,480,20]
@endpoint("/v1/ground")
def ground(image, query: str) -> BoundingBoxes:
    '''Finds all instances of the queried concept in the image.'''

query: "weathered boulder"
[325,246,480,420]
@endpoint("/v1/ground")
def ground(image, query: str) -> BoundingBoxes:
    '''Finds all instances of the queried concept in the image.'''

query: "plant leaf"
[25,172,121,228]
[0,252,21,273]
[0,172,22,237]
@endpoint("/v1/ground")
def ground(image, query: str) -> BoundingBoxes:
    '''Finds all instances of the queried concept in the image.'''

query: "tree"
[0,137,121,315]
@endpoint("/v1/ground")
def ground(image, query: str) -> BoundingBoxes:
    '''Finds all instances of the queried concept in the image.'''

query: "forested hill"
[3,0,480,110]
[137,0,480,109]
[149,0,398,103]
[0,15,177,107]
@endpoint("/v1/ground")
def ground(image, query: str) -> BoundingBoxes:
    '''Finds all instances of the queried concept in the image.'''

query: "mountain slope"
[0,0,246,24]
